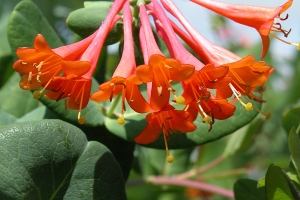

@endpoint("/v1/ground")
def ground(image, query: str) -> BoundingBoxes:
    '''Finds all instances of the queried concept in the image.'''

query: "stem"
[198,168,247,181]
[176,155,225,180]
[106,93,121,117]
[148,176,234,199]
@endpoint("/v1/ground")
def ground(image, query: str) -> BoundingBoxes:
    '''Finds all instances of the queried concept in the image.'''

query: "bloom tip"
[166,155,174,163]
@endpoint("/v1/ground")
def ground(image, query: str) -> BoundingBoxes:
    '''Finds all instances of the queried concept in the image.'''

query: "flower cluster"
[13,0,297,162]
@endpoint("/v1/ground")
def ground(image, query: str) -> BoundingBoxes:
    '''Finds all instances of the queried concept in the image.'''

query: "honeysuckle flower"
[134,104,197,163]
[186,97,236,131]
[13,34,94,90]
[136,4,195,110]
[19,0,127,124]
[190,0,296,58]
[90,1,150,125]
[162,0,272,115]
[149,0,204,70]
[43,74,92,124]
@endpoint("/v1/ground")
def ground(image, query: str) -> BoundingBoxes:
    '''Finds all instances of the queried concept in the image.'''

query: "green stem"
[176,155,226,180]
[106,94,121,117]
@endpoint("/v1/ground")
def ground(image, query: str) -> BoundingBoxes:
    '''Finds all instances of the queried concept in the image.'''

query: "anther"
[33,61,44,72]
[157,86,163,96]
[78,112,86,124]
[33,91,41,99]
[229,83,252,111]
[245,96,271,120]
[20,61,27,65]
[28,72,32,82]
[36,72,42,82]
[163,130,174,163]
[117,116,125,125]
[167,155,174,163]
[198,104,211,123]
[175,95,185,104]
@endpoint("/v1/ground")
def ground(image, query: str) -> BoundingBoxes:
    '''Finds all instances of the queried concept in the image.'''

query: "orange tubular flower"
[136,4,194,110]
[90,1,150,125]
[26,0,126,124]
[190,0,295,58]
[162,0,272,117]
[43,75,91,124]
[134,105,196,163]
[13,34,92,91]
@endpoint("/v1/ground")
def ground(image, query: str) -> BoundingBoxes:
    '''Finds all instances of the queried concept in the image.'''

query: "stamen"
[77,83,86,125]
[36,72,42,82]
[28,72,32,82]
[198,104,211,123]
[20,61,27,65]
[33,61,44,71]
[229,83,253,111]
[278,13,289,21]
[117,115,125,125]
[269,33,300,50]
[157,86,163,96]
[245,96,271,120]
[163,129,174,163]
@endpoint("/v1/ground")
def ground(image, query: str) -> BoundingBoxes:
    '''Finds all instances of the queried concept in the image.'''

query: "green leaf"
[0,110,17,125]
[0,72,38,118]
[7,0,63,57]
[0,53,14,88]
[282,105,300,134]
[105,101,261,149]
[66,1,123,45]
[234,179,266,200]
[223,117,264,157]
[16,106,59,123]
[288,127,300,177]
[265,164,295,200]
[0,119,127,199]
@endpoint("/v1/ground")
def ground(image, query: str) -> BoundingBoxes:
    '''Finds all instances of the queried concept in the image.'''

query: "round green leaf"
[7,0,63,57]
[0,72,38,118]
[66,1,123,45]
[234,179,266,200]
[282,105,300,134]
[105,100,261,149]
[265,164,295,200]
[0,119,126,199]
[0,110,17,125]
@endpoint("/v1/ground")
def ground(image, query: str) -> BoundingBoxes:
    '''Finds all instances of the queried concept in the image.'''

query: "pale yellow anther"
[28,72,32,82]
[78,117,86,125]
[34,61,44,71]
[37,72,42,82]
[166,155,174,163]
[157,86,162,96]
[117,117,125,125]
[245,102,253,111]
[291,42,300,50]
[176,96,185,104]
[33,91,41,99]
[203,116,211,123]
